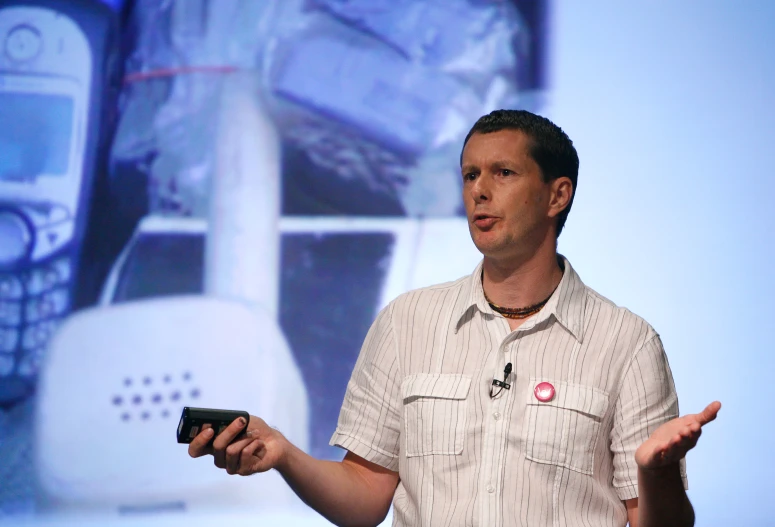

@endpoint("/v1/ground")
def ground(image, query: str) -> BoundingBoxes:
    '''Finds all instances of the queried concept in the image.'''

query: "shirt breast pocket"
[401,373,472,457]
[523,378,609,475]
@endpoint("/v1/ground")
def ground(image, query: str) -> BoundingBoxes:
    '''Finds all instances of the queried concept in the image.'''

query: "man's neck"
[481,244,564,311]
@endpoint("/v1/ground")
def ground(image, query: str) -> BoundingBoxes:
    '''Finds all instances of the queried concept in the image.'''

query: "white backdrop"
[549,2,775,525]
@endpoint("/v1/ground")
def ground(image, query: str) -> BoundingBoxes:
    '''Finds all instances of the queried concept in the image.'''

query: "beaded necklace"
[481,272,559,319]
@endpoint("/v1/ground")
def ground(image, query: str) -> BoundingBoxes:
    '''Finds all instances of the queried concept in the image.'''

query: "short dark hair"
[461,109,579,237]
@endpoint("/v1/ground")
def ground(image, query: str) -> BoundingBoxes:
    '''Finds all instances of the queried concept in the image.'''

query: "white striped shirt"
[331,256,687,527]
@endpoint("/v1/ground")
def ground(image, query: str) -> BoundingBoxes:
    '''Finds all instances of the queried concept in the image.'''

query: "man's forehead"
[461,129,531,165]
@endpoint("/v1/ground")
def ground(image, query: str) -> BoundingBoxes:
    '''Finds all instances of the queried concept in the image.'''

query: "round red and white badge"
[534,382,555,402]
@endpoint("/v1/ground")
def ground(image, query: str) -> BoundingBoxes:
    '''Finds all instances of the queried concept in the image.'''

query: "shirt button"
[486,485,495,493]
[493,412,501,420]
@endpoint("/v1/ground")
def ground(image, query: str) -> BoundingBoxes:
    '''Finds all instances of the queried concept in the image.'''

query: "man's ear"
[548,177,573,218]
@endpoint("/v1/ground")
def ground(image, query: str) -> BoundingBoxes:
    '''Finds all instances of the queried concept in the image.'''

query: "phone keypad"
[25,287,69,323]
[0,275,23,299]
[0,301,21,326]
[17,348,43,377]
[0,256,72,396]
[0,328,19,353]
[0,351,13,376]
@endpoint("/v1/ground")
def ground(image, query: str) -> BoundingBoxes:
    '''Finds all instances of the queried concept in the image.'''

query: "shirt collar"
[453,255,588,342]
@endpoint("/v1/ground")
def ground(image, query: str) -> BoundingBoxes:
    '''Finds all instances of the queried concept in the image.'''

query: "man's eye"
[463,173,476,181]
[501,169,513,176]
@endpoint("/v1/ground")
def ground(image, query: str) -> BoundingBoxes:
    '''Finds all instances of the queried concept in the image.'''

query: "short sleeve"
[329,304,401,471]
[610,334,688,500]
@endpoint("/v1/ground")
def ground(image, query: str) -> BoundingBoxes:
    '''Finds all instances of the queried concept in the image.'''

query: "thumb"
[696,401,722,426]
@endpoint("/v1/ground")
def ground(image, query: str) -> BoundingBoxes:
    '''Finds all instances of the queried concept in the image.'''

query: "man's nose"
[470,174,491,203]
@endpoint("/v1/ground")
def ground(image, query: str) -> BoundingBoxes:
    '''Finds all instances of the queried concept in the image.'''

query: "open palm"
[635,401,721,470]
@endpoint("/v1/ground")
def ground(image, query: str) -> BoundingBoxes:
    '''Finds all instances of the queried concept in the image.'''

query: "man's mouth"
[473,214,498,229]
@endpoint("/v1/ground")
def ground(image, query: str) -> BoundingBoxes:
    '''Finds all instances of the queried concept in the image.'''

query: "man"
[189,110,720,527]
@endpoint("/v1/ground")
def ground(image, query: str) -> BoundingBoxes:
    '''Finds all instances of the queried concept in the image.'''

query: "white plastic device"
[35,296,307,514]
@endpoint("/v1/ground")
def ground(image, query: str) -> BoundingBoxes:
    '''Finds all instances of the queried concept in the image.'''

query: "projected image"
[96,217,398,461]
[0,1,111,513]
[273,0,538,217]
[0,93,74,181]
[0,0,548,518]
[107,0,547,467]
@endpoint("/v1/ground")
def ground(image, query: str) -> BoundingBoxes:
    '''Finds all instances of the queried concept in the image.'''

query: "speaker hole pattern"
[112,371,200,422]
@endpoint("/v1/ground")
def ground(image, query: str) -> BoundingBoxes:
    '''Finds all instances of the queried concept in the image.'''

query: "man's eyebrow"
[461,160,520,172]
[490,159,519,168]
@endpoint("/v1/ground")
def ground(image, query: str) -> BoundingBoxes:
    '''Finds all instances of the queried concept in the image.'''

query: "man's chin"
[471,238,506,258]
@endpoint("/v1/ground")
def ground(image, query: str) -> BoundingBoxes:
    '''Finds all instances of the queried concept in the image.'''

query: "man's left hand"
[635,401,721,470]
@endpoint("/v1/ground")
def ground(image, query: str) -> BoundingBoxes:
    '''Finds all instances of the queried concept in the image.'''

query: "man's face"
[461,129,559,262]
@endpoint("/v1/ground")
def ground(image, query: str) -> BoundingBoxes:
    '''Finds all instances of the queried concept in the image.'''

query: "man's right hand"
[188,415,398,526]
[188,415,287,476]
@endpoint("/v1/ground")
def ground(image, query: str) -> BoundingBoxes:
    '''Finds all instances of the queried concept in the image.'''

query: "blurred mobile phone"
[177,406,249,444]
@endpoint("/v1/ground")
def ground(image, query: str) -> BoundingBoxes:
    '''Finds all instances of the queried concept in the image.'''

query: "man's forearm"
[275,440,394,527]
[637,463,694,527]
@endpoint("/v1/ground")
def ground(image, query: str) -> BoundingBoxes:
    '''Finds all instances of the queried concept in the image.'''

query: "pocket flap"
[526,378,609,418]
[402,373,472,400]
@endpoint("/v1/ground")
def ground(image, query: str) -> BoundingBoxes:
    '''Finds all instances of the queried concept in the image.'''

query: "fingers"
[696,401,722,426]
[237,440,264,476]
[225,437,256,474]
[662,427,701,463]
[687,421,701,435]
[639,406,715,471]
[228,439,267,476]
[188,427,215,458]
[188,415,272,476]
[210,418,248,469]
[242,438,263,459]
[212,417,248,451]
